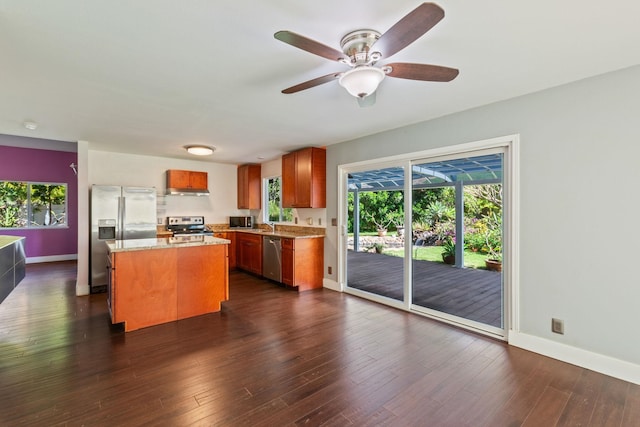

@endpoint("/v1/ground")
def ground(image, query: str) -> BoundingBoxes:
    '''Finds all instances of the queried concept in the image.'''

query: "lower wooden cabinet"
[177,245,229,320]
[214,232,236,269]
[110,248,179,331]
[236,232,262,275]
[233,232,324,291]
[281,237,324,291]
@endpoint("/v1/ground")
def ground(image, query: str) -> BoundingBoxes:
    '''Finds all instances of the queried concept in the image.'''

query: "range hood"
[165,187,210,196]
[165,169,210,196]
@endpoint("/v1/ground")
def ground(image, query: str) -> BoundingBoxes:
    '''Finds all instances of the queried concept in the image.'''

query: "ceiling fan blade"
[282,72,342,94]
[384,63,459,82]
[373,3,444,59]
[274,31,346,62]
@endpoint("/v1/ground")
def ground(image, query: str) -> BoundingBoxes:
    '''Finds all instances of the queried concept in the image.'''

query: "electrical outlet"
[552,318,564,335]
[331,218,337,226]
[328,266,332,274]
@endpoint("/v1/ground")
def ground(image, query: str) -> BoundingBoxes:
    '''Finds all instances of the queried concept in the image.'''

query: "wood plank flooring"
[347,251,502,327]
[1,261,639,426]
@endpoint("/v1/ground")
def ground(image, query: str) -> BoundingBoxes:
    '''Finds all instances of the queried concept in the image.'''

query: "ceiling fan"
[274,2,459,106]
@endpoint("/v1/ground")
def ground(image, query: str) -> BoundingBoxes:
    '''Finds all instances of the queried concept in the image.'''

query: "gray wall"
[325,65,640,366]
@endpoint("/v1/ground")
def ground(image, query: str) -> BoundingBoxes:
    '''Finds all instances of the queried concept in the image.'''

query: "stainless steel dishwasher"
[262,235,282,282]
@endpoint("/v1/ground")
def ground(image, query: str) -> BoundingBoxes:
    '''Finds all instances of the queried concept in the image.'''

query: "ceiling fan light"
[339,67,385,98]
[185,145,215,156]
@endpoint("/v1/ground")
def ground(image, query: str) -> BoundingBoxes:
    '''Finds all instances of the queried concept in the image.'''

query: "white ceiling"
[1,1,639,164]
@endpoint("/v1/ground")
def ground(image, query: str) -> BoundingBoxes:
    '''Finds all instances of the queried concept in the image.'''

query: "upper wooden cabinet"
[237,164,261,209]
[282,147,326,208]
[166,170,208,191]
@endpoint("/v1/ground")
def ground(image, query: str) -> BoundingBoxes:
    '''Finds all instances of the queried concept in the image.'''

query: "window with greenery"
[0,181,67,228]
[264,177,293,223]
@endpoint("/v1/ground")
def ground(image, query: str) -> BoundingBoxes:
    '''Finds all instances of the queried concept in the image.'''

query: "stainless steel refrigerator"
[90,185,157,291]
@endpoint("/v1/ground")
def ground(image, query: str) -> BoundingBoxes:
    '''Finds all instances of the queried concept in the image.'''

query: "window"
[264,177,293,223]
[0,181,67,228]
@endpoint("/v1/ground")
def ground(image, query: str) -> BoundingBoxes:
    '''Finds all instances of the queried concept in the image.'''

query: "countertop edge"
[217,229,325,239]
[0,235,26,250]
[107,236,231,253]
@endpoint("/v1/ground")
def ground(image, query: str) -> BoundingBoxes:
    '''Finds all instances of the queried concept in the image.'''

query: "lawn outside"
[348,234,491,269]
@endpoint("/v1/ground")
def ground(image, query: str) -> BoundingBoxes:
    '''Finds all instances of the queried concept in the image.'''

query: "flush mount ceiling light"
[23,121,38,130]
[185,145,215,156]
[338,66,386,98]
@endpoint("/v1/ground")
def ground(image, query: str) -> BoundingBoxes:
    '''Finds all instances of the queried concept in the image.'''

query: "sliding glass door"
[410,154,504,333]
[346,166,405,305]
[341,144,510,338]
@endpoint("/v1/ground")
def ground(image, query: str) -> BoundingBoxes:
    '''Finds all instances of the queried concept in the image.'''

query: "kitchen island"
[0,235,26,304]
[106,235,230,332]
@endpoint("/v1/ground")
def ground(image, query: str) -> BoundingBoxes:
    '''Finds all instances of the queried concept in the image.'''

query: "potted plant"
[367,241,385,254]
[387,210,405,238]
[441,236,457,264]
[366,212,392,236]
[485,251,502,272]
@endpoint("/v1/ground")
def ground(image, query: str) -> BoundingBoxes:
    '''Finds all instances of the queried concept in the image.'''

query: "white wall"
[76,140,89,295]
[325,65,640,375]
[88,150,246,223]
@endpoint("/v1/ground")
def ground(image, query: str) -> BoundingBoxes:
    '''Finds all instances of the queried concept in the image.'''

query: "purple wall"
[0,139,78,259]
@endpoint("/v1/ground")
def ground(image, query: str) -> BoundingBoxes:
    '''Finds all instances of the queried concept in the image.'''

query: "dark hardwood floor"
[1,261,639,426]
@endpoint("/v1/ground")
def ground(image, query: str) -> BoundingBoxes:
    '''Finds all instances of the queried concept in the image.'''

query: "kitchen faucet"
[265,222,275,232]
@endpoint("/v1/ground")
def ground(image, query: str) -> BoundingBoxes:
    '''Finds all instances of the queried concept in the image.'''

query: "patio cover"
[348,154,502,191]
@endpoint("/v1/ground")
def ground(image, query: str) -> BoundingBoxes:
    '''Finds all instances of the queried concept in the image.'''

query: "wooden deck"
[1,261,639,425]
[348,251,502,327]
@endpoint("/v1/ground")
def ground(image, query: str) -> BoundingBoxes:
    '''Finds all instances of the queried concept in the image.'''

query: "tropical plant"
[366,211,392,232]
[441,236,457,257]
[425,200,454,225]
[367,241,385,254]
[387,209,404,229]
[432,220,455,242]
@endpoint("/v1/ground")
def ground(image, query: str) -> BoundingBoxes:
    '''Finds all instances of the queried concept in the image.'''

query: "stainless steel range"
[166,216,213,236]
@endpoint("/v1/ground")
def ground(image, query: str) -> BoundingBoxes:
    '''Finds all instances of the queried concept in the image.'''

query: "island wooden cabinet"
[214,231,236,269]
[176,245,229,320]
[281,237,324,291]
[109,248,179,331]
[0,237,26,304]
[166,169,208,191]
[237,164,261,209]
[282,147,326,208]
[109,244,228,331]
[236,232,262,275]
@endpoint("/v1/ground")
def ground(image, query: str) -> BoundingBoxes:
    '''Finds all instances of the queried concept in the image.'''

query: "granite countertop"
[0,235,25,250]
[154,224,326,240]
[226,229,325,239]
[106,235,230,253]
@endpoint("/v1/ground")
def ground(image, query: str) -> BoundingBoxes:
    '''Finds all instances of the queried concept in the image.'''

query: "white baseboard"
[509,331,640,385]
[26,254,77,264]
[323,278,342,292]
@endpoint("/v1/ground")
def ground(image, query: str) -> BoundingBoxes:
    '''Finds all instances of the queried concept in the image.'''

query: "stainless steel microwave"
[229,216,253,228]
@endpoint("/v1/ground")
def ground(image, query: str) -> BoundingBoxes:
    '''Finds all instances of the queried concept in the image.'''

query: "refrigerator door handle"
[118,196,124,240]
